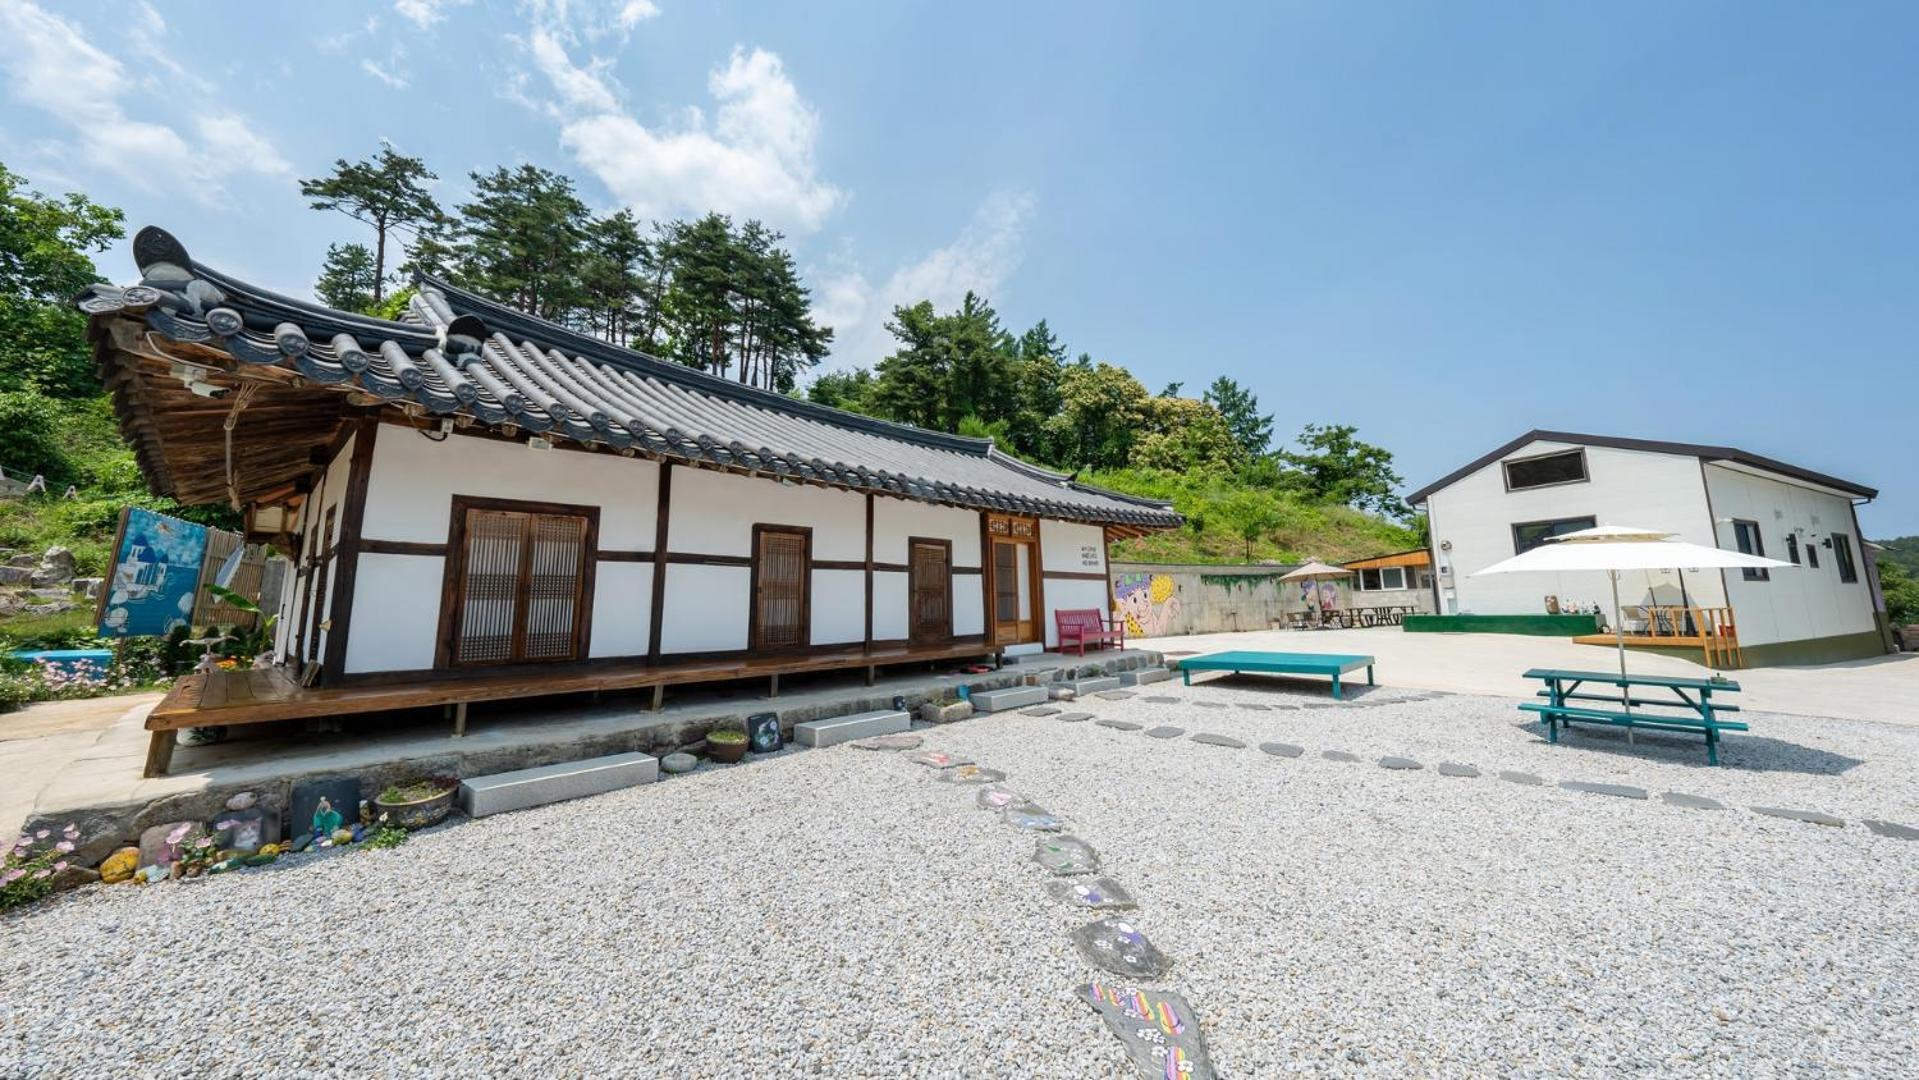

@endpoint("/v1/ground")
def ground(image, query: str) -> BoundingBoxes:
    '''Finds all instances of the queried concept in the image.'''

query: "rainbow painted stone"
[1080,981,1216,1079]
[908,751,971,769]
[1032,835,1100,875]
[1045,876,1137,910]
[934,764,1006,785]
[1073,918,1169,978]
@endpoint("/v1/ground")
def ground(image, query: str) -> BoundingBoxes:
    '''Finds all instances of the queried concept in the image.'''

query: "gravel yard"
[4,675,1916,1077]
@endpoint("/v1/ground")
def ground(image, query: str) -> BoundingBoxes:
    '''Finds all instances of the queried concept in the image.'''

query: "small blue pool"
[9,649,114,675]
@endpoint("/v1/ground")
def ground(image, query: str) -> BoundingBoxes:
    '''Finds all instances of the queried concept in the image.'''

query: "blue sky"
[2,1,1913,534]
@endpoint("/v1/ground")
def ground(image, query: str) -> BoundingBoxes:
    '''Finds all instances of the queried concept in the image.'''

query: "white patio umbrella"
[1471,525,1792,686]
[1281,561,1353,628]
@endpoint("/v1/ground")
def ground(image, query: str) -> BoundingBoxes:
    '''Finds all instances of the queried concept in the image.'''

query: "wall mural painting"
[98,507,209,638]
[1115,573,1181,637]
[1299,581,1340,615]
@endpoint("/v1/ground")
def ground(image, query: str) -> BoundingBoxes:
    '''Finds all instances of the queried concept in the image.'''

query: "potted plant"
[705,724,748,763]
[373,776,457,829]
[919,693,973,724]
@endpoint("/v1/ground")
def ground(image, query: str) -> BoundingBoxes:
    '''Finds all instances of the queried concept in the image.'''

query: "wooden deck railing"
[1616,605,1742,669]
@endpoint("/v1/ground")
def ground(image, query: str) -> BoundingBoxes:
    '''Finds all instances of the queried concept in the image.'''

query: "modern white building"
[1406,431,1888,665]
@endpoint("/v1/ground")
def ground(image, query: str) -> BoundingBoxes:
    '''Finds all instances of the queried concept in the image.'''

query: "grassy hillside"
[1086,468,1422,565]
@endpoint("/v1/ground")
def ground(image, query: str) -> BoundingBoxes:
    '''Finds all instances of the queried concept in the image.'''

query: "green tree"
[300,143,442,303]
[0,164,125,398]
[452,164,591,320]
[1005,320,1066,461]
[1043,359,1151,471]
[868,292,1016,433]
[1203,375,1273,457]
[1213,487,1287,561]
[658,212,740,376]
[805,368,876,413]
[1130,396,1244,473]
[0,390,70,484]
[1276,423,1408,519]
[1878,558,1919,625]
[579,209,656,347]
[315,242,379,314]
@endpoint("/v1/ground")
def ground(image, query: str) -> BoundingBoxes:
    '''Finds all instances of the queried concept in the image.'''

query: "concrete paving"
[1137,627,1919,726]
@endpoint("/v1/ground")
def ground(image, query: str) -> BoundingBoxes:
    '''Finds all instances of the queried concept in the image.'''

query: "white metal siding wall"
[1703,465,1874,647]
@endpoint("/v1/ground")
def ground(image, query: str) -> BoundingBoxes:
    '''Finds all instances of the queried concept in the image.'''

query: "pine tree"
[315,242,379,314]
[453,164,591,320]
[299,143,441,303]
[1203,375,1273,457]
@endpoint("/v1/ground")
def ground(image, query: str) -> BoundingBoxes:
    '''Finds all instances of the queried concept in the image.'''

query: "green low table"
[1178,651,1376,699]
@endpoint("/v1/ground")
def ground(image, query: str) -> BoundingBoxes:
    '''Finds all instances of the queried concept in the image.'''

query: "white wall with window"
[1703,464,1875,648]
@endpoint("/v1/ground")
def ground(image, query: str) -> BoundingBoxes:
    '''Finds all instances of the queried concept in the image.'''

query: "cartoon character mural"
[1115,573,1182,637]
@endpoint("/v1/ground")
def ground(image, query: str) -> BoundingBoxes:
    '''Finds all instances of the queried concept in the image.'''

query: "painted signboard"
[98,508,209,638]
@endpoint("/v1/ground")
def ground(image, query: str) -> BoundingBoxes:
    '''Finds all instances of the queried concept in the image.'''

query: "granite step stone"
[1119,666,1173,686]
[1499,770,1544,786]
[1751,805,1844,828]
[1561,780,1650,801]
[1661,792,1726,811]
[1863,819,1919,841]
[1322,750,1360,763]
[1095,719,1143,732]
[1192,733,1247,749]
[1144,726,1185,740]
[1259,742,1304,759]
[1060,676,1122,696]
[793,709,912,748]
[459,752,659,818]
[1378,756,1422,771]
[1437,763,1480,779]
[970,685,1051,712]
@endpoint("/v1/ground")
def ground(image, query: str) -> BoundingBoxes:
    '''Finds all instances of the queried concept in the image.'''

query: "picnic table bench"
[1177,650,1375,699]
[1519,668,1746,765]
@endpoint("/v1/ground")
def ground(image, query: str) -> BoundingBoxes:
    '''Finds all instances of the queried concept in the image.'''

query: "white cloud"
[394,0,466,29]
[533,40,844,233]
[0,0,290,200]
[616,0,660,28]
[818,191,1036,368]
[360,56,410,89]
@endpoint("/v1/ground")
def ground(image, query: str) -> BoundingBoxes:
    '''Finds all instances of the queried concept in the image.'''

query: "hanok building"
[83,228,1179,772]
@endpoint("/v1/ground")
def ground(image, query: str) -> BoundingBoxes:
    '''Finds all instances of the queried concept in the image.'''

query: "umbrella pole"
[1611,569,1634,739]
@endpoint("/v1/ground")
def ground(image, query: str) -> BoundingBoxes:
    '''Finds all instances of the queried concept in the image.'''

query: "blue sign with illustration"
[98,508,209,638]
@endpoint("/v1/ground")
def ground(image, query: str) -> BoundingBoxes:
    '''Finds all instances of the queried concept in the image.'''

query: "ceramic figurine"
[310,797,343,838]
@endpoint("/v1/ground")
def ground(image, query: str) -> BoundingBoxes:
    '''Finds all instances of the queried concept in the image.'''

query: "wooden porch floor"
[143,640,999,775]
[1573,632,1743,670]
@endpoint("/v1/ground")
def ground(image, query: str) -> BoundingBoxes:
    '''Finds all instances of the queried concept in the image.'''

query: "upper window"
[1356,567,1408,591]
[1832,533,1858,583]
[1807,543,1819,569]
[1785,534,1801,565]
[1513,516,1597,555]
[1732,520,1769,582]
[1503,449,1588,492]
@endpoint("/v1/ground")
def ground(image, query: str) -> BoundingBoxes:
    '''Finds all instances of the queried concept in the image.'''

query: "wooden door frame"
[435,494,601,670]
[982,513,1044,646]
[748,523,814,653]
[305,505,338,670]
[907,536,954,645]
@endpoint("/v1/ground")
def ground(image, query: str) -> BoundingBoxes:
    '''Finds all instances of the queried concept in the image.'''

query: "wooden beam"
[863,492,874,651]
[647,461,673,664]
[319,419,378,686]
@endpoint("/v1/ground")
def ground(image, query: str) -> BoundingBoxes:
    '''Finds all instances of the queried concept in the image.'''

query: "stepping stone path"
[1864,819,1919,841]
[850,734,924,751]
[1144,726,1185,740]
[1033,836,1101,875]
[1020,706,1062,717]
[1378,756,1422,770]
[1322,750,1360,763]
[1046,878,1136,910]
[1751,806,1844,828]
[1236,702,1271,711]
[1095,690,1136,701]
[975,785,1024,811]
[1054,712,1094,723]
[1499,770,1544,786]
[1661,792,1725,811]
[1095,720,1143,732]
[1073,918,1170,978]
[1194,701,1229,709]
[1143,696,1180,704]
[1191,733,1246,749]
[1005,808,1063,832]
[1081,982,1217,1080]
[909,751,971,769]
[1259,742,1304,759]
[1561,781,1650,800]
[1437,762,1479,778]
[935,764,1006,785]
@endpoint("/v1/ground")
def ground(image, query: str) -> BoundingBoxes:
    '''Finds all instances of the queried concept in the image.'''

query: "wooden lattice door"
[909,539,952,643]
[752,526,811,652]
[445,500,595,667]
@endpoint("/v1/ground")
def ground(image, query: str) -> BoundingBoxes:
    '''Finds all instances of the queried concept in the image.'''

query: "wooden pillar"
[143,730,177,778]
[647,462,673,665]
[863,492,875,651]
[319,418,379,687]
[452,702,468,737]
[651,683,664,712]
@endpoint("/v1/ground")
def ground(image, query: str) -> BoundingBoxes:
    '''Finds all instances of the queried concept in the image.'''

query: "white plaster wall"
[1425,440,1727,617]
[360,428,658,550]
[953,573,984,636]
[299,430,359,664]
[1041,520,1108,575]
[1044,578,1113,647]
[1703,465,1875,647]
[873,496,982,565]
[342,552,443,672]
[660,564,749,653]
[872,572,908,640]
[591,562,653,658]
[811,568,865,644]
[667,467,864,559]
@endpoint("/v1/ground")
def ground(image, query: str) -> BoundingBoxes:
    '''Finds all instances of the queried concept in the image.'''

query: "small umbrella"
[1280,561,1353,628]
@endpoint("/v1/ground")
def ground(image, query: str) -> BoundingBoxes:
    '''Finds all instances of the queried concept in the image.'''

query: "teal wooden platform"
[1520,668,1746,765]
[1178,651,1376,699]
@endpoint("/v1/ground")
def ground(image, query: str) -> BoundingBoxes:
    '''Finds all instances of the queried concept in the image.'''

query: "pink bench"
[1056,608,1125,656]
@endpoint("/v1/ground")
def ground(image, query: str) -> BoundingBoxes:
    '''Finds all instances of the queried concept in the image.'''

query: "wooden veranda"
[143,640,1000,777]
[1573,605,1744,670]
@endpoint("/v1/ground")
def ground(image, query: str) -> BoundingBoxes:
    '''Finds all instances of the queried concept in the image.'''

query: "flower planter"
[706,738,748,763]
[374,787,454,830]
[920,701,974,724]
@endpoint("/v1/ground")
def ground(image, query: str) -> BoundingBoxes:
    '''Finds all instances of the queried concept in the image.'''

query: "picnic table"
[1178,650,1376,699]
[1519,668,1746,765]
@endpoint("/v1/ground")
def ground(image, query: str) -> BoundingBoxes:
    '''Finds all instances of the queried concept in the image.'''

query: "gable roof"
[1404,430,1876,505]
[79,227,1180,532]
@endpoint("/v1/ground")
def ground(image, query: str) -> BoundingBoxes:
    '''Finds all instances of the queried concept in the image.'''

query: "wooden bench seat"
[1055,608,1125,656]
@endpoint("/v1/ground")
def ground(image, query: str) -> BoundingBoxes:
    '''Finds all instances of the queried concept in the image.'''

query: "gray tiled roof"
[80,227,1180,529]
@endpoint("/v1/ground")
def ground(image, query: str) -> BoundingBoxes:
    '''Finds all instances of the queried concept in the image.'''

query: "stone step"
[458,752,659,818]
[794,709,911,748]
[1119,666,1171,686]
[1058,676,1121,695]
[970,685,1050,712]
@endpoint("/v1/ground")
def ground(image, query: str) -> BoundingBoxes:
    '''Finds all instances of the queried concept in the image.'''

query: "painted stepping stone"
[975,784,1025,810]
[1021,706,1062,717]
[1751,805,1844,828]
[1054,712,1094,723]
[936,764,1007,785]
[1661,792,1725,811]
[1095,720,1143,732]
[1144,726,1185,740]
[1046,877,1136,910]
[1004,808,1063,831]
[1191,733,1246,749]
[1143,696,1180,704]
[1073,917,1169,978]
[1194,701,1229,709]
[1080,982,1216,1080]
[1033,836,1100,875]
[1095,690,1137,701]
[1499,770,1544,786]
[1378,756,1422,770]
[851,733,924,751]
[1235,702,1272,711]
[1321,750,1360,763]
[1560,781,1649,800]
[1437,762,1479,778]
[1259,742,1304,759]
[909,751,971,769]
[1863,819,1919,841]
